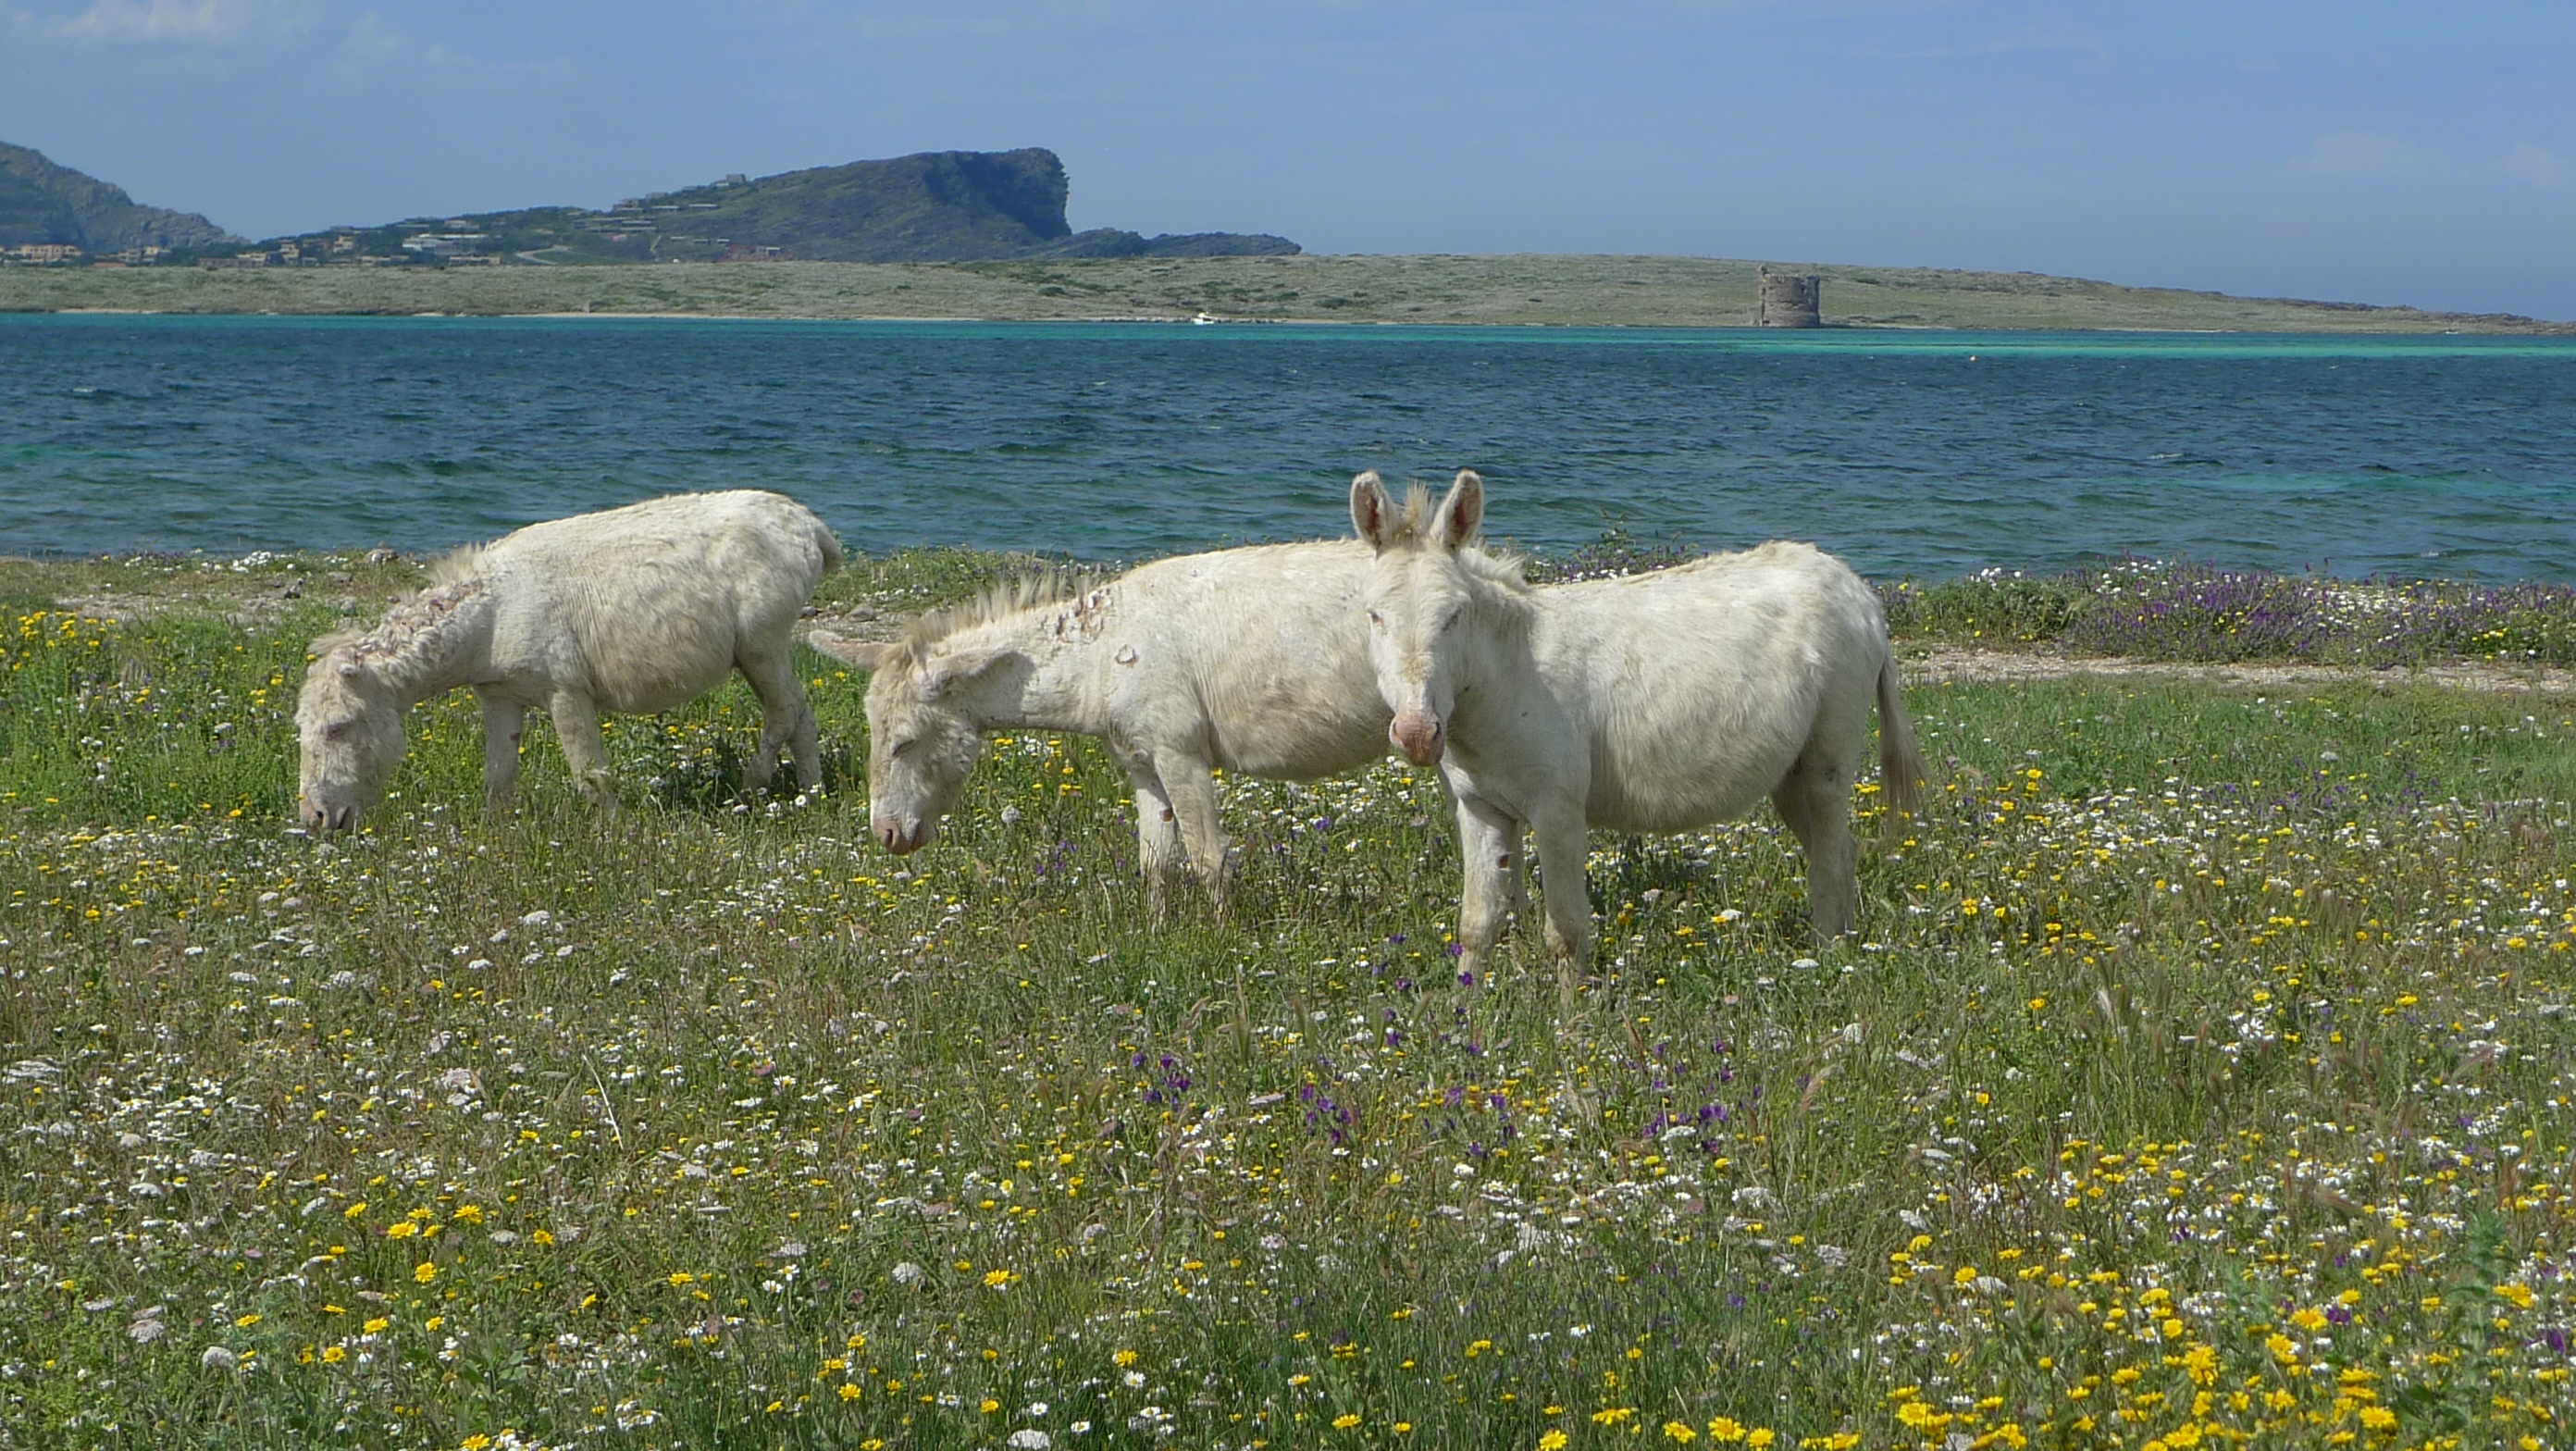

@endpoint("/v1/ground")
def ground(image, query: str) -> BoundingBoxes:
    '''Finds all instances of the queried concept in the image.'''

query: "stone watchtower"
[1753,267,1822,328]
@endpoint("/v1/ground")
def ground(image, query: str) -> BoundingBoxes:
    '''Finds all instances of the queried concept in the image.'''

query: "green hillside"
[0,143,1294,267]
[0,142,238,254]
[243,148,1295,267]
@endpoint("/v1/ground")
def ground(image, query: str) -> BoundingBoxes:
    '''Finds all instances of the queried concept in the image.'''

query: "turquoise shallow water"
[5,315,2574,580]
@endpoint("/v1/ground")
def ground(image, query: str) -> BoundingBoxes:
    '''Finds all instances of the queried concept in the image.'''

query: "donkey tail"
[1875,650,1927,827]
[810,511,846,575]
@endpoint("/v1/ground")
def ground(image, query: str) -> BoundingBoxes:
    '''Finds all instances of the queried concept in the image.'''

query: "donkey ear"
[808,632,895,671]
[1432,469,1484,551]
[1350,471,1401,550]
[921,645,1012,701]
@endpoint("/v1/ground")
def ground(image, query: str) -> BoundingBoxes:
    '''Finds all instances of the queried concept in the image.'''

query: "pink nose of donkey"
[874,816,929,854]
[299,796,360,832]
[1390,711,1445,767]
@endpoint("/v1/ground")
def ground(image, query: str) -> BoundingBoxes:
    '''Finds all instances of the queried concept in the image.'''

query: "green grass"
[5,552,2575,1450]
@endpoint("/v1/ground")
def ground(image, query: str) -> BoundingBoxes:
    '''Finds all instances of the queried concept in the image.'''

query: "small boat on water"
[1192,311,1220,326]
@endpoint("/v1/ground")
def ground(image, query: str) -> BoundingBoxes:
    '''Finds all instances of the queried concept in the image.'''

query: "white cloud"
[2294,130,2447,180]
[53,0,314,44]
[310,10,568,87]
[338,8,402,63]
[2496,143,2573,190]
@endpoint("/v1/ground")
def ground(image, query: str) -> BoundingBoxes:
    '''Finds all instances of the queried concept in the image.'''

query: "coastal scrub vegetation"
[1884,564,2576,668]
[8,254,2570,332]
[1539,533,2576,669]
[4,547,2573,1449]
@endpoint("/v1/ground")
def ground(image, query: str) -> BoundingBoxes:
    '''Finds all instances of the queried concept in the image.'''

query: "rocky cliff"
[0,143,240,253]
[641,148,1297,263]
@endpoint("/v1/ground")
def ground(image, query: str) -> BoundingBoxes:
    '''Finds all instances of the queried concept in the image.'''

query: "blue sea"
[6,315,2574,581]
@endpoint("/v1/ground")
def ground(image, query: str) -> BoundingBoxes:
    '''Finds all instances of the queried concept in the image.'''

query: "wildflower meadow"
[3,549,2572,1450]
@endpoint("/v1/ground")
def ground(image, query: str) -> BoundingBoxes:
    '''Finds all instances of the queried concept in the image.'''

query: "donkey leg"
[1127,772,1186,922]
[1160,759,1233,912]
[1503,815,1534,924]
[793,701,822,791]
[1450,794,1521,981]
[477,693,526,812]
[1773,762,1860,937]
[549,689,618,816]
[733,645,809,794]
[779,663,822,792]
[1529,808,1597,971]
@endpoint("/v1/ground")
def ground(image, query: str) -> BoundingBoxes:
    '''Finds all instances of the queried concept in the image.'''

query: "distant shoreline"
[6,254,2568,334]
[23,310,2571,338]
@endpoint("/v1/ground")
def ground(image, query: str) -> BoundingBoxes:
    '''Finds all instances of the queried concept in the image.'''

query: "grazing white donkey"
[1351,469,1925,979]
[296,490,841,830]
[811,543,1421,914]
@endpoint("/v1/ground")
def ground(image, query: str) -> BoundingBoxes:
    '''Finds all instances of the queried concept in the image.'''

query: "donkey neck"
[1450,556,1538,691]
[361,580,500,705]
[940,601,1119,738]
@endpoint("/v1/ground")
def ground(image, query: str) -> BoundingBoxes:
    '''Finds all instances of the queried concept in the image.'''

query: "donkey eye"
[887,738,913,759]
[1367,611,1384,628]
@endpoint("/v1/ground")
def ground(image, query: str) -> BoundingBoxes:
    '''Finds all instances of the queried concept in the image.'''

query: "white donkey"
[811,542,1425,914]
[296,490,841,830]
[1351,470,1925,979]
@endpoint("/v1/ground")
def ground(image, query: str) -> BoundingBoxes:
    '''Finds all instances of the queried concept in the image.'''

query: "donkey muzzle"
[874,815,932,855]
[1390,712,1445,767]
[299,796,361,832]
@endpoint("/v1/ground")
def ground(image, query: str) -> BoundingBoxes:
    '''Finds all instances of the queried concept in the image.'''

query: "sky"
[4,1,2573,317]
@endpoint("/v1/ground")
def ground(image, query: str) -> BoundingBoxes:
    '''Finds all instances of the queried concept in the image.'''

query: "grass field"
[5,548,2574,1450]
[5,254,2570,333]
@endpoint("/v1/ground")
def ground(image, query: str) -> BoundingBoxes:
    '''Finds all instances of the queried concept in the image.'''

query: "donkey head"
[293,642,409,831]
[1350,468,1485,767]
[831,637,1007,855]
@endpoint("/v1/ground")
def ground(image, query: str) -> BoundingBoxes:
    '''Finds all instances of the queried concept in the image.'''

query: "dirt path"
[1903,643,2576,696]
[794,626,2576,699]
[37,579,2576,700]
[795,625,2576,698]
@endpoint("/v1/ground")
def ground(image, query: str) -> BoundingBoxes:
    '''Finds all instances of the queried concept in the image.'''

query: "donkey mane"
[425,542,491,587]
[1455,545,1533,596]
[309,543,495,664]
[899,568,1105,653]
[1372,482,1532,595]
[303,577,491,703]
[1367,482,1450,552]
